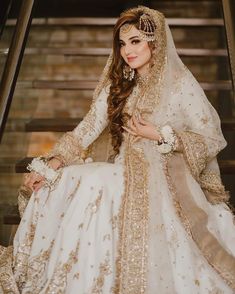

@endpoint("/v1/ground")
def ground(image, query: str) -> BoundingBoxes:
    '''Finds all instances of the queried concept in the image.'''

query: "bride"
[1,6,235,294]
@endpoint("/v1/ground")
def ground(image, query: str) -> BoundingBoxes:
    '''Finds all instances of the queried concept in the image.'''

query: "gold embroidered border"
[177,131,208,179]
[47,132,87,166]
[114,147,149,294]
[0,246,19,294]
[165,153,235,290]
[199,170,229,204]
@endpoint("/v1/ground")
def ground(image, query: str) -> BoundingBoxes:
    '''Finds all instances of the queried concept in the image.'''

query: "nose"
[124,44,132,56]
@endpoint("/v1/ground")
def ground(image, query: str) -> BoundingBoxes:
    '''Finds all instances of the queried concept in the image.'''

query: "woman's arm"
[24,86,109,192]
[47,86,110,166]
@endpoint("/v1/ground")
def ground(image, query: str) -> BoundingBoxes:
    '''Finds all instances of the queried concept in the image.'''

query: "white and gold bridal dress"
[5,81,235,294]
[1,7,235,293]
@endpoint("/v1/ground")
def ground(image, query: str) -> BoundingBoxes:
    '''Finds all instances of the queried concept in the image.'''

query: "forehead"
[119,25,140,41]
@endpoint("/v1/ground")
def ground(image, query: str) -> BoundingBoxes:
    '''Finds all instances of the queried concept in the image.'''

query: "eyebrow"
[119,35,140,42]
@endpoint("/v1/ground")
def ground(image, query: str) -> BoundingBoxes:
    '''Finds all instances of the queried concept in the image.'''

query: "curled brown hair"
[107,10,147,158]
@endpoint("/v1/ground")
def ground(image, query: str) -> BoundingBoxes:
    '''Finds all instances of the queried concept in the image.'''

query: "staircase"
[0,0,234,243]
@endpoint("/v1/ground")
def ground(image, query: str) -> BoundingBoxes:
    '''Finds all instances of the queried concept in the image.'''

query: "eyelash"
[119,39,141,47]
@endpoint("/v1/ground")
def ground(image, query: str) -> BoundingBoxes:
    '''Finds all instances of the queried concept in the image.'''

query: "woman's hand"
[24,171,45,192]
[23,157,62,192]
[122,113,162,141]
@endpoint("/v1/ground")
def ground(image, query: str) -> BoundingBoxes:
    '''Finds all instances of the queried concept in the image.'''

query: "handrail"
[0,0,37,143]
[221,0,235,100]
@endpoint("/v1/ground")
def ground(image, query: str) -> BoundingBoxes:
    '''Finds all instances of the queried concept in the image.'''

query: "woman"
[1,6,235,294]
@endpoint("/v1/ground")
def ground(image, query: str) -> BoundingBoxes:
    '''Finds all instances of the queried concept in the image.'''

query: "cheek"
[137,43,151,58]
[120,48,125,59]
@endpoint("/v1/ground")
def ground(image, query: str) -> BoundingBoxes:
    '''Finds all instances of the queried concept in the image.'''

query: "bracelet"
[27,157,61,187]
[153,125,176,154]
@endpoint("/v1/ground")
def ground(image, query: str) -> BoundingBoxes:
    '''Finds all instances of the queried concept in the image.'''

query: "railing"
[222,0,235,101]
[0,0,36,143]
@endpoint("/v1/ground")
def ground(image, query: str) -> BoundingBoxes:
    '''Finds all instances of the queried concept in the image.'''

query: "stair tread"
[0,48,228,57]
[25,117,235,132]
[16,79,233,91]
[6,17,224,27]
[14,157,235,174]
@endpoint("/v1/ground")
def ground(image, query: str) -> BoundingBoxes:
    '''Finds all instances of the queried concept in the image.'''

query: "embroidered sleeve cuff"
[46,132,88,166]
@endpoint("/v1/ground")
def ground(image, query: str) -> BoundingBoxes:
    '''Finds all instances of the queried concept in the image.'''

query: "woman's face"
[119,25,152,76]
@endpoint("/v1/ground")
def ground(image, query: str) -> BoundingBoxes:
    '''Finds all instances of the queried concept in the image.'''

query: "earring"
[123,65,135,81]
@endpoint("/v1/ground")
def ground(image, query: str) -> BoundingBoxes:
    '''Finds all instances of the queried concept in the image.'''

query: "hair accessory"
[123,65,135,81]
[138,13,157,42]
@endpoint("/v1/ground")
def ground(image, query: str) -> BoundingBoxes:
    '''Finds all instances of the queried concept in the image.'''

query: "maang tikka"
[123,64,135,81]
[138,13,157,42]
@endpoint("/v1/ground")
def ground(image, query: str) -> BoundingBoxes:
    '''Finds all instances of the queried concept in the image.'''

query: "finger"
[131,115,140,129]
[138,115,148,125]
[34,181,45,192]
[122,126,138,136]
[133,135,142,143]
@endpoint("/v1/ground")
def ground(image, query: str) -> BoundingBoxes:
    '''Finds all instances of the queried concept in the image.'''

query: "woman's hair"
[107,9,151,158]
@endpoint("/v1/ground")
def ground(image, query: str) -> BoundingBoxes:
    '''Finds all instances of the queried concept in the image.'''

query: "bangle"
[27,157,61,187]
[153,125,176,154]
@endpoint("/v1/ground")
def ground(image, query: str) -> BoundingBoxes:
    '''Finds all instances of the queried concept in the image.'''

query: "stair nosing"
[6,17,224,27]
[0,48,228,57]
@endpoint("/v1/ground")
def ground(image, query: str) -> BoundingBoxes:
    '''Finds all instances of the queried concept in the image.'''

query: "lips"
[127,56,137,62]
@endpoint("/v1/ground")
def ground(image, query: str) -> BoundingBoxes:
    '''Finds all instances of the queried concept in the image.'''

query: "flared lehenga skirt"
[12,160,235,293]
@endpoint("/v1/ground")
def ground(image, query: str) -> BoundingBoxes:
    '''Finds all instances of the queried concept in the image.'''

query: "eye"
[132,39,140,45]
[119,42,125,47]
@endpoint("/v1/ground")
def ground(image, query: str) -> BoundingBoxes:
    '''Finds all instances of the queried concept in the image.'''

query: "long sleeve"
[47,86,109,165]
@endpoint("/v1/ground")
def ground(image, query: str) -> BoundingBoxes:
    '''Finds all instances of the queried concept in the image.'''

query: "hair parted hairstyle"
[107,9,155,158]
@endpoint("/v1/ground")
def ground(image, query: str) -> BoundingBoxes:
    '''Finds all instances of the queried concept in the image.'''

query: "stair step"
[16,80,232,91]
[3,205,20,225]
[25,118,82,132]
[6,17,224,27]
[25,118,235,133]
[0,48,228,57]
[14,157,235,174]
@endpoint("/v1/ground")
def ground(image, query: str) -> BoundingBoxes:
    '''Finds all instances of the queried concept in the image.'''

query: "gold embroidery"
[47,132,87,166]
[178,131,208,180]
[165,153,235,290]
[85,189,103,230]
[0,246,19,293]
[199,169,229,204]
[18,185,32,218]
[45,241,80,293]
[114,146,149,294]
[67,179,81,202]
[13,223,36,290]
[23,240,54,293]
[110,215,118,230]
[103,234,111,241]
[91,251,112,293]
